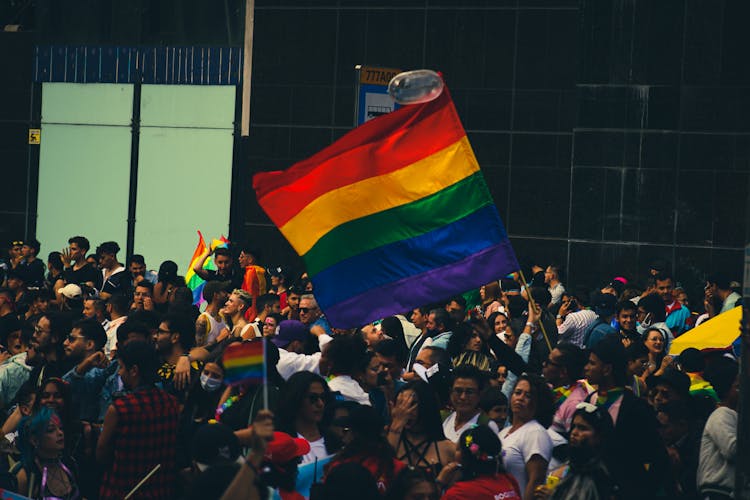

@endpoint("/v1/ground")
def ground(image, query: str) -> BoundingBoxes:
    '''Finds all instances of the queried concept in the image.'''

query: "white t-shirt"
[327,375,371,406]
[299,435,329,465]
[499,420,552,495]
[442,411,481,443]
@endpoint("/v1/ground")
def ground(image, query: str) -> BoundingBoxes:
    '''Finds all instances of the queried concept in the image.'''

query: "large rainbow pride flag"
[252,84,519,328]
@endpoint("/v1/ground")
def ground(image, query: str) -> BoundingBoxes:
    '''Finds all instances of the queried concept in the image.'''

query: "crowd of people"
[0,235,742,499]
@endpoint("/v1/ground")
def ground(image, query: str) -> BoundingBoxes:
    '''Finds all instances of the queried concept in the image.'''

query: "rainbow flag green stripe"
[303,172,493,277]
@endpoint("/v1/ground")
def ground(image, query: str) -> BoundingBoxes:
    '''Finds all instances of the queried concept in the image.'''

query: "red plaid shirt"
[99,387,179,499]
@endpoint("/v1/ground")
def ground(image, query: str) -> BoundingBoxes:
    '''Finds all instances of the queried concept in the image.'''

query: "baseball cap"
[264,432,310,464]
[271,320,308,348]
[192,422,242,472]
[58,284,82,299]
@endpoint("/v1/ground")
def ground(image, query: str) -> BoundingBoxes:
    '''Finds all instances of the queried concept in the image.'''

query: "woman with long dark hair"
[326,405,406,495]
[33,377,81,457]
[153,260,181,311]
[275,371,341,464]
[499,373,554,500]
[437,424,520,499]
[183,359,227,426]
[388,381,454,478]
[448,322,490,357]
[641,326,668,381]
[480,281,503,318]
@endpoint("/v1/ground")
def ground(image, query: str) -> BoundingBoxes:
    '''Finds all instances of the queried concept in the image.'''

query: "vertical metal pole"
[125,75,142,261]
[25,82,42,240]
[228,85,244,243]
[240,0,254,136]
[737,175,750,499]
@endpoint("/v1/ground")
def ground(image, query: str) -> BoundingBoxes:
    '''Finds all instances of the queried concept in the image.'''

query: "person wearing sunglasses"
[535,402,617,500]
[298,294,333,338]
[275,371,341,465]
[61,319,108,423]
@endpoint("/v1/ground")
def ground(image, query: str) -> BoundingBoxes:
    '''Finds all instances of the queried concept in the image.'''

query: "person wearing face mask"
[183,360,227,427]
[176,359,228,470]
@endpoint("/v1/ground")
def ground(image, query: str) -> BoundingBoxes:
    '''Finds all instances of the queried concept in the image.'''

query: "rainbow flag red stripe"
[253,85,519,328]
[222,340,265,386]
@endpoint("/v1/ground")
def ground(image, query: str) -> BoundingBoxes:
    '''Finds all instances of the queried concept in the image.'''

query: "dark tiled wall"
[238,0,749,305]
[569,0,750,302]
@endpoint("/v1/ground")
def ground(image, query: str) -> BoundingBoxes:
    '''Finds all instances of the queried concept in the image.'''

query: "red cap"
[264,432,311,464]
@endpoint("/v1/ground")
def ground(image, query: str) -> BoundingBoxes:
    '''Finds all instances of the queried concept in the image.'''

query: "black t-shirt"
[102,269,130,295]
[204,268,243,290]
[63,263,101,289]
[19,259,46,288]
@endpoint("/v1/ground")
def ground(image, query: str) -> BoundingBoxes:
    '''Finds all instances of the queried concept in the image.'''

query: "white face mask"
[200,373,223,392]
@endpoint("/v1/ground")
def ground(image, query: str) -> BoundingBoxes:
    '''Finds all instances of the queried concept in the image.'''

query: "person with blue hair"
[14,406,80,499]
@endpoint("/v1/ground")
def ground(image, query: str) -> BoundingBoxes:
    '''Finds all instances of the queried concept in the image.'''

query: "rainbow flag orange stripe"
[253,85,519,328]
[222,340,265,386]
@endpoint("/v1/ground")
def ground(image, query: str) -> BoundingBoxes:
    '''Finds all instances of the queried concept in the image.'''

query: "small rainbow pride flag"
[185,231,229,307]
[222,340,265,386]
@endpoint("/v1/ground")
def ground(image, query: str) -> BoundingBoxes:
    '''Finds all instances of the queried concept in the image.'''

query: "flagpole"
[124,464,161,499]
[517,269,552,352]
[262,338,268,409]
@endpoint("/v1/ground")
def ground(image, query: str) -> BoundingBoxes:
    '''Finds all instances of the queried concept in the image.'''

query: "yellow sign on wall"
[28,128,41,145]
[358,66,401,85]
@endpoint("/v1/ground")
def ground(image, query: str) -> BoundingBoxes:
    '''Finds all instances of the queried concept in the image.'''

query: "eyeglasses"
[299,307,312,313]
[306,393,325,404]
[66,334,85,342]
[157,328,172,335]
[451,387,478,397]
[34,325,50,334]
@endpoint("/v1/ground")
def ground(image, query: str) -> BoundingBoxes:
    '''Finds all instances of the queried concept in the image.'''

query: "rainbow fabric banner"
[222,340,265,386]
[253,84,519,328]
[185,231,229,306]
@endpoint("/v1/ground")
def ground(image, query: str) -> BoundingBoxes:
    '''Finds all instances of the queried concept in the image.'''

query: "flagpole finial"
[388,69,444,105]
